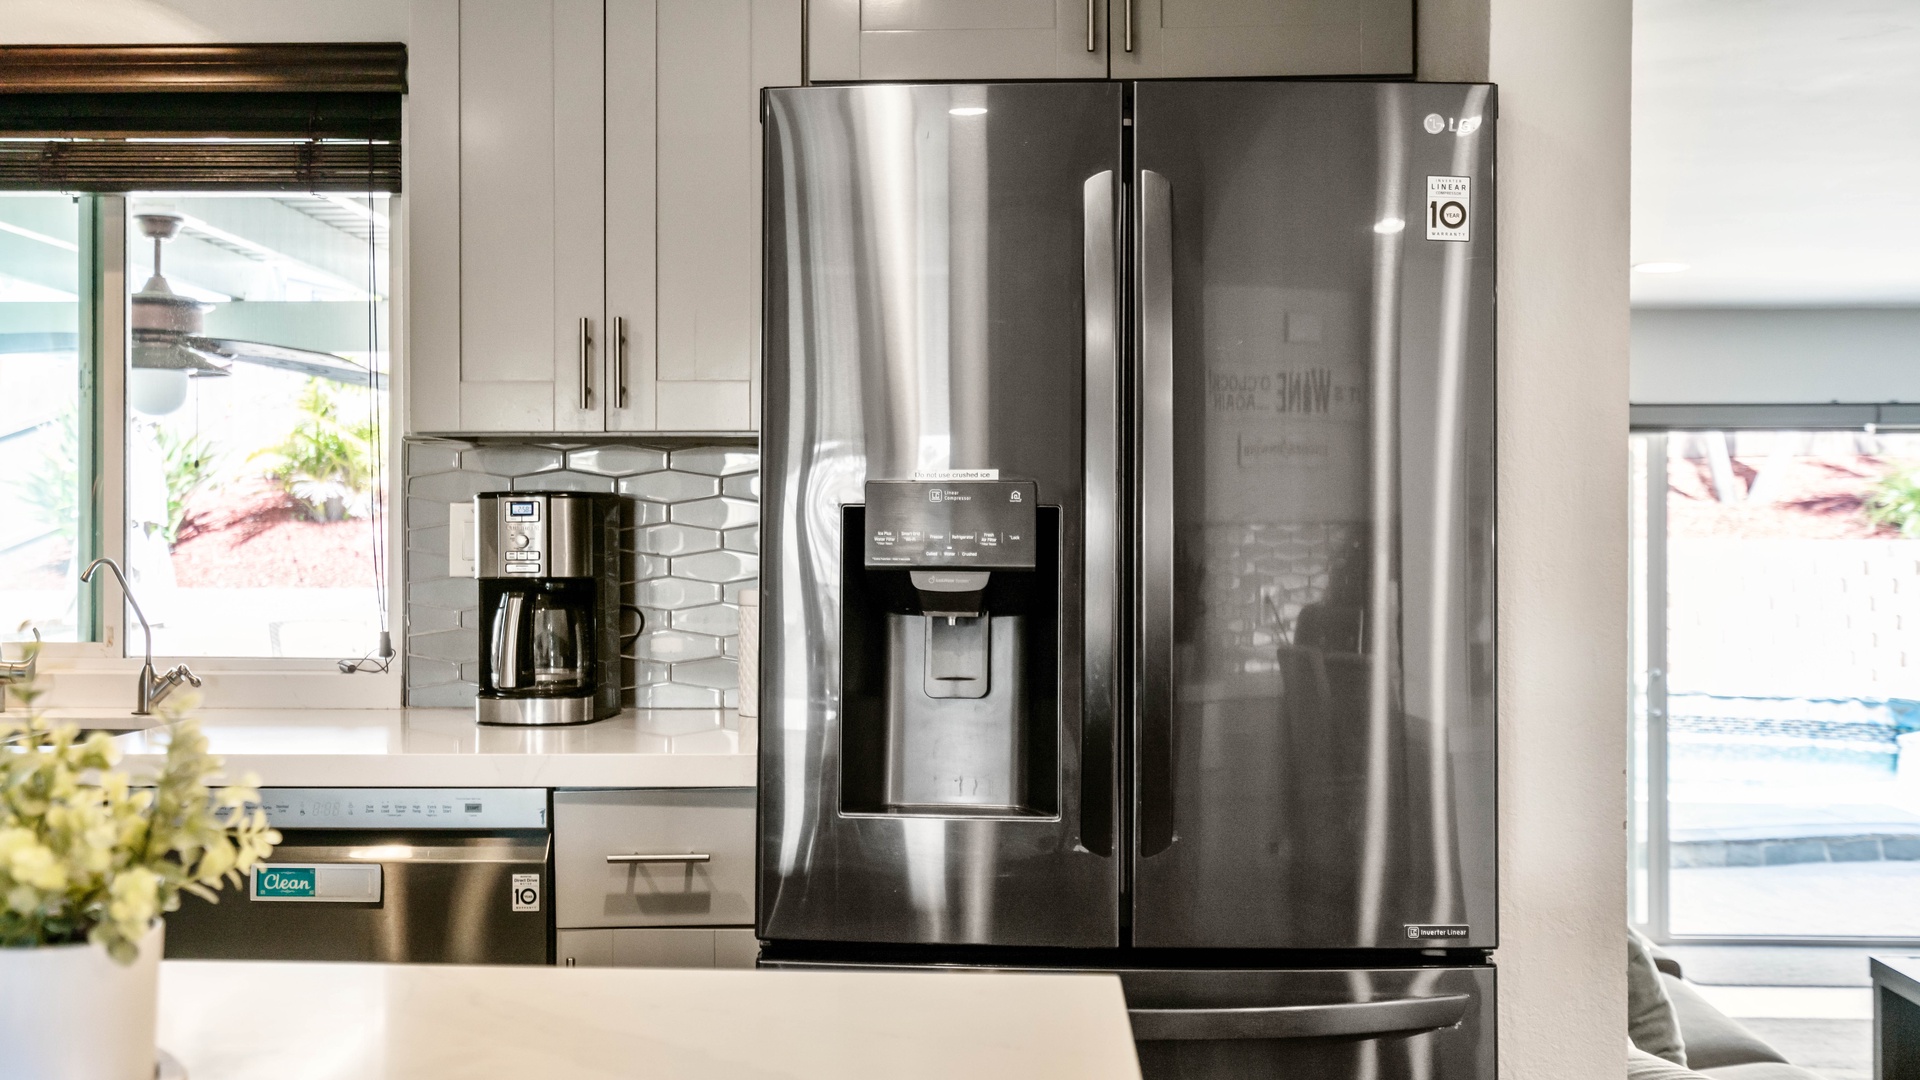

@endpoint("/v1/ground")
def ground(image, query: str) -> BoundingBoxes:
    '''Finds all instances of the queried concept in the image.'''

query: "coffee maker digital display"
[474,492,624,726]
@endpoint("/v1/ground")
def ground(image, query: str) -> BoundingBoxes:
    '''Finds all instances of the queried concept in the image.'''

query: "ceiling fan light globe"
[129,367,189,416]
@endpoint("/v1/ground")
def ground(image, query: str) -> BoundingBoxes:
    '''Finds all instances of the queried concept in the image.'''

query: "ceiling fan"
[126,211,387,414]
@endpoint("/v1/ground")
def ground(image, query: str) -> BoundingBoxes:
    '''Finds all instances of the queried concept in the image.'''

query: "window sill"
[16,653,401,712]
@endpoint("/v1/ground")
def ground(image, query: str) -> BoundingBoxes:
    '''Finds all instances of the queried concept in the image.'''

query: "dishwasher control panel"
[215,788,549,830]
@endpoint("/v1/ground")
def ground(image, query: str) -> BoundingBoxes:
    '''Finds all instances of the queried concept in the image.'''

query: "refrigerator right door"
[1131,82,1497,950]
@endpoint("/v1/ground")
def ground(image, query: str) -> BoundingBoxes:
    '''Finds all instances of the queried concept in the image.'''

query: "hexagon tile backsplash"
[404,439,758,709]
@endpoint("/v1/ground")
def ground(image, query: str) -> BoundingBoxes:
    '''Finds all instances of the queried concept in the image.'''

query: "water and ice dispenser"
[838,480,1059,818]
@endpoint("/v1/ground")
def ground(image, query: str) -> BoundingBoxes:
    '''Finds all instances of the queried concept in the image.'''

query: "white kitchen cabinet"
[454,0,604,433]
[1109,0,1412,78]
[806,0,1410,81]
[808,0,1108,82]
[409,0,799,435]
[558,927,759,968]
[608,0,798,433]
[554,788,756,930]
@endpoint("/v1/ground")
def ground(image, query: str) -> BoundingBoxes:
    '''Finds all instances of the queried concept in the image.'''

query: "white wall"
[1437,0,1632,1076]
[1633,307,1920,404]
[0,0,408,42]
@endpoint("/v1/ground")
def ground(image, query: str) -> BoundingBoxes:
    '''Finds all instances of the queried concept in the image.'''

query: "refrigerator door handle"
[1137,168,1176,857]
[1081,170,1118,858]
[1128,993,1472,1042]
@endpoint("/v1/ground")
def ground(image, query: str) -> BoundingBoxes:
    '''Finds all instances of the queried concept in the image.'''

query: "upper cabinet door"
[604,0,660,432]
[458,0,606,433]
[606,0,800,433]
[810,0,1108,81]
[1111,0,1411,78]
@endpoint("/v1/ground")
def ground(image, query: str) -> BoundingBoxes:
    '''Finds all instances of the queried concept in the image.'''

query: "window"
[0,193,88,642]
[122,193,391,658]
[0,192,395,673]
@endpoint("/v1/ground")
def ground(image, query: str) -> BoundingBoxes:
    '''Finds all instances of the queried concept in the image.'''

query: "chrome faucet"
[0,628,38,712]
[80,558,201,716]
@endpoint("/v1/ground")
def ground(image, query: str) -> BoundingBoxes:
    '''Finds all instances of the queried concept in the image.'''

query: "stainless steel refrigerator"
[758,80,1497,1079]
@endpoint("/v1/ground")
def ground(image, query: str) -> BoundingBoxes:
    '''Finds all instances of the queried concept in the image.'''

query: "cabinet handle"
[579,316,595,411]
[614,315,629,409]
[1124,0,1134,51]
[606,852,711,864]
[1086,0,1096,51]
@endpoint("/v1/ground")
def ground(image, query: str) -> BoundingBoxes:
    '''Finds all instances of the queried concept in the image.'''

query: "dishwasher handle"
[1128,993,1471,1042]
[607,852,711,864]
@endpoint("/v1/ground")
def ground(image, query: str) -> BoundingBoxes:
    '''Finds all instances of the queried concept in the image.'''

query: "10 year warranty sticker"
[1426,176,1471,242]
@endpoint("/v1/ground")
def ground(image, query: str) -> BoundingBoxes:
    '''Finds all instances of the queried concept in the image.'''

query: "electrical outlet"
[449,502,477,578]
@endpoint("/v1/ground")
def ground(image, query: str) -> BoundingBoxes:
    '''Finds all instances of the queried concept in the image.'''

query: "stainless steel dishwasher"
[165,788,551,964]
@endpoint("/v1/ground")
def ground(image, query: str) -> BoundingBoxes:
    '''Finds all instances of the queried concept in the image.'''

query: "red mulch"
[170,479,378,588]
[1668,455,1903,540]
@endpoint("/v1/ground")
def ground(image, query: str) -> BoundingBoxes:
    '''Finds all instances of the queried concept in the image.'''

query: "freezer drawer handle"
[607,852,712,864]
[1127,993,1471,1042]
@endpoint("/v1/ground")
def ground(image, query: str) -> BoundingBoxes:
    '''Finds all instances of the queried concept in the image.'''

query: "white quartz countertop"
[158,960,1141,1079]
[102,708,755,788]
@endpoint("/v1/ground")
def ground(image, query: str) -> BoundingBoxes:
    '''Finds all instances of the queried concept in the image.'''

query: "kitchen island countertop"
[102,707,754,788]
[158,959,1141,1079]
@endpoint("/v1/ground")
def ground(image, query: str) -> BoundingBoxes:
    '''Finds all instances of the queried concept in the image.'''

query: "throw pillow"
[1629,926,1689,1065]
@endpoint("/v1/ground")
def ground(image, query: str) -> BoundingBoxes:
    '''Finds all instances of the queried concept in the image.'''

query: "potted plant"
[0,671,278,1080]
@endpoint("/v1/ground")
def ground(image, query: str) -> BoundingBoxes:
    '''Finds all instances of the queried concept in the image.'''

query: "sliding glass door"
[1633,426,1920,942]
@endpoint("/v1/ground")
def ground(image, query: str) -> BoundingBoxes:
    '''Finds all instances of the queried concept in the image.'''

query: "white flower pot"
[0,921,163,1080]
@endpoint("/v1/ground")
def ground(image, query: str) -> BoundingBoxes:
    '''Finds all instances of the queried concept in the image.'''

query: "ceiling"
[1633,0,1920,307]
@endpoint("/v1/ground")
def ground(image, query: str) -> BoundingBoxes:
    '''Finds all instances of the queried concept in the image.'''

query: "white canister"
[0,921,163,1080]
[737,588,758,718]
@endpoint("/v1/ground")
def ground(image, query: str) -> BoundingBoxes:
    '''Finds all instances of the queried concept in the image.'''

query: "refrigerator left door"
[760,83,1126,947]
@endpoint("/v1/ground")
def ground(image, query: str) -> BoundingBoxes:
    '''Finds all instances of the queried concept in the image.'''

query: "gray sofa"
[1637,945,1823,1080]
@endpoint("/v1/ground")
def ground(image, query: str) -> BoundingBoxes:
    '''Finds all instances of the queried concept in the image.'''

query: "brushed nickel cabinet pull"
[614,315,629,409]
[579,316,595,411]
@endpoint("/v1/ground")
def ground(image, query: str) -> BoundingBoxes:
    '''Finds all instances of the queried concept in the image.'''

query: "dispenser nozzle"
[909,570,991,618]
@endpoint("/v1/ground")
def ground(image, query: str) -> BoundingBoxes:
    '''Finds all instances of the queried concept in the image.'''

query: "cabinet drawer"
[554,789,754,929]
[558,927,759,969]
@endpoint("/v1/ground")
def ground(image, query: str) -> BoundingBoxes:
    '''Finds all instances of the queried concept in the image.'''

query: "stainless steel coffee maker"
[474,492,625,725]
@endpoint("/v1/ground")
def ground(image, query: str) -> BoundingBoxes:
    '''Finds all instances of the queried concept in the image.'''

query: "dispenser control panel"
[863,480,1038,570]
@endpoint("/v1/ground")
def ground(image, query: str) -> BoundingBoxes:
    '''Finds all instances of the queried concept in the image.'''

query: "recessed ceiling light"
[1633,261,1689,274]
[1373,218,1405,234]
[948,106,987,117]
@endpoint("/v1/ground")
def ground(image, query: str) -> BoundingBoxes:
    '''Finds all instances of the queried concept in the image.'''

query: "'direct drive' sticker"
[1426,176,1471,242]
[511,873,541,912]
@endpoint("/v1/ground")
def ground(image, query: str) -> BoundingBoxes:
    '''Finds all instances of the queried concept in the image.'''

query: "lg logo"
[1423,113,1483,136]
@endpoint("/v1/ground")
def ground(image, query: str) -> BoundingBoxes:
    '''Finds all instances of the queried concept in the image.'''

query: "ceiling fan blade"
[194,338,389,390]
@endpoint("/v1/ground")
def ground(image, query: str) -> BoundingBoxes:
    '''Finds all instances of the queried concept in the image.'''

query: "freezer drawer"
[759,957,1492,1080]
[554,788,755,929]
[1123,966,1493,1080]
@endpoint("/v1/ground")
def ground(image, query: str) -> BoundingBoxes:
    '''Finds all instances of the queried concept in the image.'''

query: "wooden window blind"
[0,44,405,192]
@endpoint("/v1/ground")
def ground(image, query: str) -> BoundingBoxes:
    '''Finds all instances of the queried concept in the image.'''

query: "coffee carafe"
[474,492,625,725]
